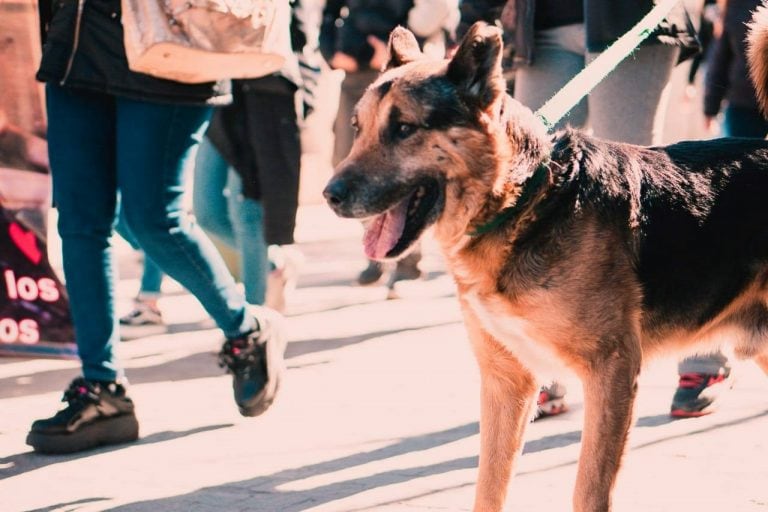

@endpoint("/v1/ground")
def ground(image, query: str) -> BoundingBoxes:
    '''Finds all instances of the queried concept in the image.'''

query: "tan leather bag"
[121,0,287,84]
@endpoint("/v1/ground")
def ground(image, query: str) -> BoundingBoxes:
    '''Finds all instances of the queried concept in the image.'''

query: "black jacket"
[320,0,414,69]
[37,0,230,105]
[703,0,763,116]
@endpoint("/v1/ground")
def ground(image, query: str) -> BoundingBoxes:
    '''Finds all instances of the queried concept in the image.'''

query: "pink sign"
[0,1,76,358]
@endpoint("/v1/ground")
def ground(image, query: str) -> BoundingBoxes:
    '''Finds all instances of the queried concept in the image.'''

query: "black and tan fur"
[324,8,768,512]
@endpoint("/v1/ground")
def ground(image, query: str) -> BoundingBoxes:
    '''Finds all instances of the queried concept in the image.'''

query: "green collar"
[468,163,550,237]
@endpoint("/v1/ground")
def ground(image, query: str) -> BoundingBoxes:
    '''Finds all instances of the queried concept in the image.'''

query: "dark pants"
[208,78,301,246]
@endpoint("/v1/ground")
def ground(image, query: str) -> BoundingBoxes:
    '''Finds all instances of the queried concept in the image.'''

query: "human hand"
[367,36,388,71]
[330,52,359,72]
[0,109,49,171]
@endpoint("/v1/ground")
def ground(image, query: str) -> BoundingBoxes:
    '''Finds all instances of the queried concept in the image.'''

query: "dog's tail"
[748,1,768,115]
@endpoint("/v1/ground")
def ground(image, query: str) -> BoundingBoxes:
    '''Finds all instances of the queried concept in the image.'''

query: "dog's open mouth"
[363,179,443,260]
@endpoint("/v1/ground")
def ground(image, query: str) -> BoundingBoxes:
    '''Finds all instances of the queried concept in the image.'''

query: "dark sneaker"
[670,369,733,418]
[120,301,163,327]
[385,250,424,299]
[357,260,384,285]
[390,250,423,283]
[534,381,568,421]
[26,377,139,454]
[119,300,166,340]
[219,307,286,417]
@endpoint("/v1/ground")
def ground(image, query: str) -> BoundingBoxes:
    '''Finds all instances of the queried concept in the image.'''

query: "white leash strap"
[535,0,682,131]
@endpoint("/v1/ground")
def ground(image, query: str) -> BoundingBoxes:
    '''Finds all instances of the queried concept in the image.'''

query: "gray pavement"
[1,204,767,512]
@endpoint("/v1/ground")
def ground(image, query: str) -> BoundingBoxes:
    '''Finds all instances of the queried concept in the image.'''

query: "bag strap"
[163,0,274,20]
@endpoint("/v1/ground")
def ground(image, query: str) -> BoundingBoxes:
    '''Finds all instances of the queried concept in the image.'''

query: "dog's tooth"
[407,186,427,217]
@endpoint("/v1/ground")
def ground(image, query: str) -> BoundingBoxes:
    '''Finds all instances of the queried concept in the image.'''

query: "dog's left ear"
[446,22,505,111]
[385,26,424,70]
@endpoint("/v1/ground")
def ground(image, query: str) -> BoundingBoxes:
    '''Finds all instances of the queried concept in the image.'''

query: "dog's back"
[540,130,768,356]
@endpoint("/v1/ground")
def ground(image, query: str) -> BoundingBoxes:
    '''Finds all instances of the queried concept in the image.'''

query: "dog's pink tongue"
[363,205,407,259]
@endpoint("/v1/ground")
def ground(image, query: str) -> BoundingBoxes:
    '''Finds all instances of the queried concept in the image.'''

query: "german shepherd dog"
[324,7,768,511]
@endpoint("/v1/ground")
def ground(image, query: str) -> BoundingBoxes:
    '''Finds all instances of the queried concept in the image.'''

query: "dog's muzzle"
[323,176,350,216]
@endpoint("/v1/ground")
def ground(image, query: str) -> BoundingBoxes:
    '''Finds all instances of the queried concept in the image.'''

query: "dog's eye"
[351,116,360,136]
[396,122,417,139]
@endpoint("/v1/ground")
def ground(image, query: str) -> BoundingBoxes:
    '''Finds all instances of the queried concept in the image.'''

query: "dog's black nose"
[323,178,349,207]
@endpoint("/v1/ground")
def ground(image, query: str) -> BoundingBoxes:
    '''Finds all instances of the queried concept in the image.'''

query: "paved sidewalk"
[1,204,767,512]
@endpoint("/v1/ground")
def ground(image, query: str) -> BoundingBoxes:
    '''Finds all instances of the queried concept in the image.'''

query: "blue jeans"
[193,138,269,305]
[722,105,768,138]
[47,85,254,382]
[114,209,165,296]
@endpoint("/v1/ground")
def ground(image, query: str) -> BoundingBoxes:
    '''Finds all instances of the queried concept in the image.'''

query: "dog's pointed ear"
[446,22,505,110]
[385,26,423,70]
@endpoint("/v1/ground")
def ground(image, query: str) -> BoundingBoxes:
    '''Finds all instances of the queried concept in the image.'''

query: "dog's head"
[323,23,514,261]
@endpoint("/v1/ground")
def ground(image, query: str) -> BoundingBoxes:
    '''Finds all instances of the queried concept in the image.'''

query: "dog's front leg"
[573,341,641,512]
[460,302,537,512]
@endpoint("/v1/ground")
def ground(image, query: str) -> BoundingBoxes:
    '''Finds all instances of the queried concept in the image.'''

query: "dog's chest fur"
[463,289,569,378]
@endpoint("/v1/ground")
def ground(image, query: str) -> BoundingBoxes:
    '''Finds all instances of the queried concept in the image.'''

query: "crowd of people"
[20,0,763,455]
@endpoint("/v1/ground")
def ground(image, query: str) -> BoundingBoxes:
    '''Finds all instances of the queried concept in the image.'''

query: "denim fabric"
[192,138,237,248]
[226,167,270,305]
[193,138,269,305]
[722,105,768,138]
[114,210,164,296]
[47,85,253,381]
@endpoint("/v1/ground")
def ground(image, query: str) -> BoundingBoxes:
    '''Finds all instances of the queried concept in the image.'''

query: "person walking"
[193,0,320,313]
[26,0,287,455]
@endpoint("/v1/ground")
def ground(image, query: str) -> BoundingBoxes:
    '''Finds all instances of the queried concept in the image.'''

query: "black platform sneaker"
[27,377,139,454]
[219,306,287,417]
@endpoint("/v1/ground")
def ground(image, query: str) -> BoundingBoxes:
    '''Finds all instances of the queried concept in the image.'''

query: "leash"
[469,0,682,237]
[535,0,682,131]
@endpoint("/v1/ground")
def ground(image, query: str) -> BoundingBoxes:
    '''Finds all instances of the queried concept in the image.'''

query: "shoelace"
[62,378,101,405]
[678,372,725,390]
[218,337,261,371]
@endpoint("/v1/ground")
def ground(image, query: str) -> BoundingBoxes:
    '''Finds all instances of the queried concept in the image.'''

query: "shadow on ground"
[0,423,233,480]
[0,318,459,400]
[104,422,481,512]
[99,409,768,511]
